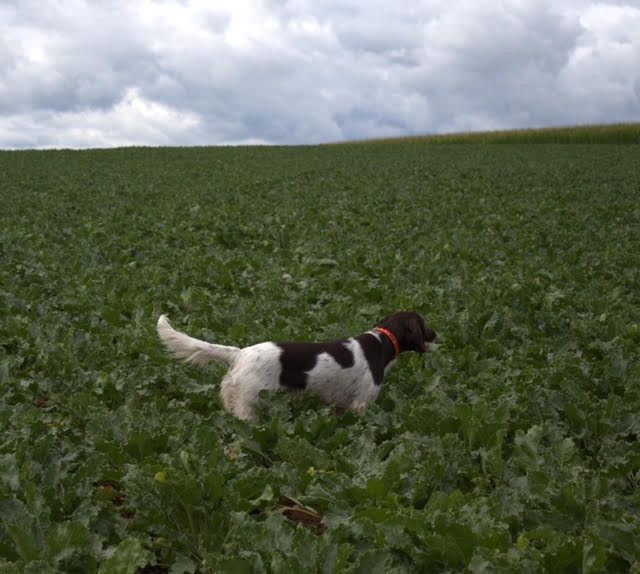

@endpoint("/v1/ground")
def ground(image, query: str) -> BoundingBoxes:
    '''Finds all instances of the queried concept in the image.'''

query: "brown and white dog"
[157,311,436,421]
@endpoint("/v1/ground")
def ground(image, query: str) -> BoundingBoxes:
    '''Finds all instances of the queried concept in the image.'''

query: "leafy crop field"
[1,139,639,573]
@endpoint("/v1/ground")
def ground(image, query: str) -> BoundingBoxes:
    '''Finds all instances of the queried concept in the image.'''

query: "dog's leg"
[220,375,257,422]
[234,400,257,422]
[220,374,237,417]
[350,401,368,413]
[349,381,382,414]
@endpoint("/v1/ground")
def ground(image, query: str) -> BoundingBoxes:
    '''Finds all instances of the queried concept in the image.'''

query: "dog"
[157,311,436,421]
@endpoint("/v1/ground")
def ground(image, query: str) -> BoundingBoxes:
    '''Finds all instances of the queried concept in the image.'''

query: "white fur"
[157,315,394,421]
[306,338,393,412]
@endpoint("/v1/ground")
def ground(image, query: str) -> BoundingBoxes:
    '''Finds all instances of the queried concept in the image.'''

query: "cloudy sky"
[1,0,638,148]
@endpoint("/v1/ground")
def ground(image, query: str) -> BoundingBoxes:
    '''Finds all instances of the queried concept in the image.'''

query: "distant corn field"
[334,122,640,145]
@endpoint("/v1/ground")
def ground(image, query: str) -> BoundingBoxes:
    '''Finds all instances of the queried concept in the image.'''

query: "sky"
[0,0,638,148]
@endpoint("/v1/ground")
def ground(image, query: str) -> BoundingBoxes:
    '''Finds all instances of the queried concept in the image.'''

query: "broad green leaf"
[6,525,39,562]
[169,553,198,574]
[46,521,91,564]
[582,534,606,574]
[99,539,151,574]
[0,454,19,491]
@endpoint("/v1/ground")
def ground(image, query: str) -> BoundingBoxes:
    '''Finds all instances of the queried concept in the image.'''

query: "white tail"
[156,315,241,367]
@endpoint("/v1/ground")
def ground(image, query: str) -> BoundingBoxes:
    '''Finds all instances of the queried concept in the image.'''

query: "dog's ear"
[407,315,427,353]
[421,314,437,344]
[424,326,437,344]
[408,313,437,353]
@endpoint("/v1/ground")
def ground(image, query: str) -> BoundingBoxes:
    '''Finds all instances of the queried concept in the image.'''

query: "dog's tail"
[157,315,241,367]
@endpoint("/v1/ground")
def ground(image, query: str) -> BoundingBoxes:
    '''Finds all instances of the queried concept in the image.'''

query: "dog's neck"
[369,328,400,369]
[373,327,400,356]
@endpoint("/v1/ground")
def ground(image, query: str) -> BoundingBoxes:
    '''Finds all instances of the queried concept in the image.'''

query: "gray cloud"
[0,0,638,148]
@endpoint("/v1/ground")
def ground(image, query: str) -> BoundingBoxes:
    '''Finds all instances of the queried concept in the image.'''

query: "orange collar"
[374,327,400,356]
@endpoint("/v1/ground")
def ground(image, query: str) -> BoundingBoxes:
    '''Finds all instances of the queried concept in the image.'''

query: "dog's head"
[376,311,437,354]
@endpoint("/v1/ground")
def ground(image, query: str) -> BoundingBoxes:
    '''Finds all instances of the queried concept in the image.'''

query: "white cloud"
[0,88,201,148]
[559,3,640,120]
[0,0,638,148]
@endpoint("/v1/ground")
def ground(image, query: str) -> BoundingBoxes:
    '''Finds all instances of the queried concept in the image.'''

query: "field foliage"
[348,122,640,145]
[1,138,639,572]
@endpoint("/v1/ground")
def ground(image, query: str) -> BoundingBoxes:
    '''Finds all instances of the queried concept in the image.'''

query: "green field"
[1,133,639,572]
